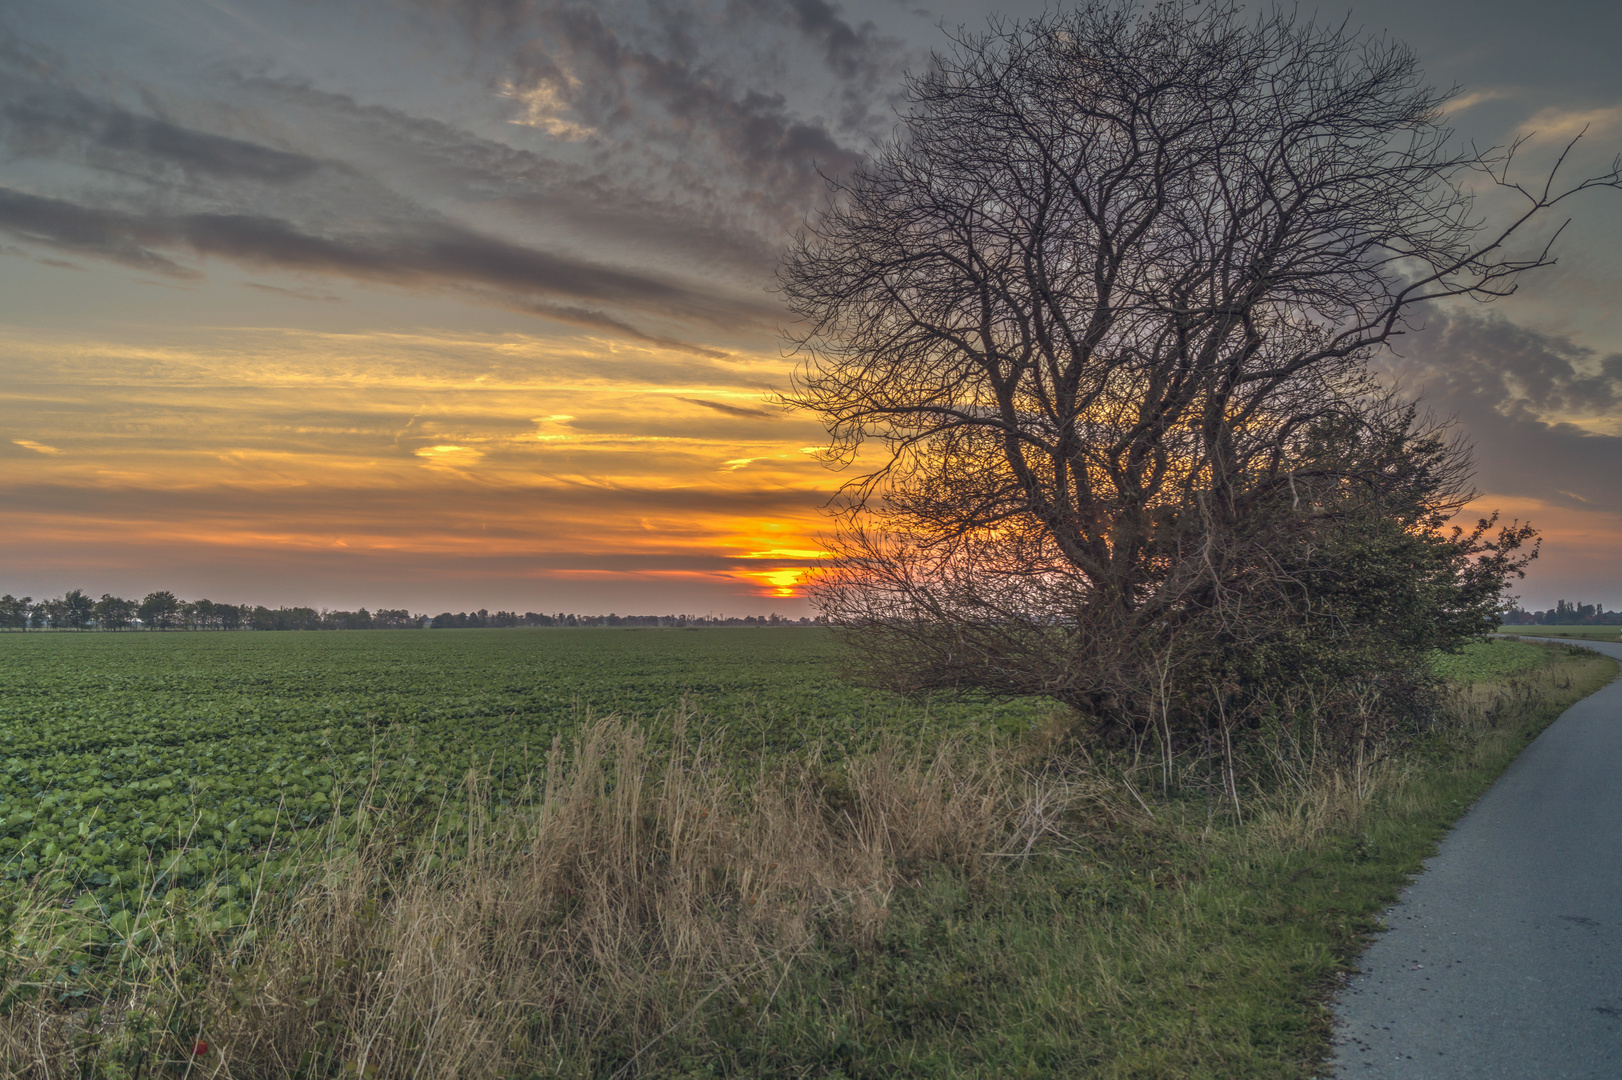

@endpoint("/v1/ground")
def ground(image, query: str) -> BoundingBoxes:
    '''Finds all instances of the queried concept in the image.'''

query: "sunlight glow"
[737,567,811,598]
[0,325,842,609]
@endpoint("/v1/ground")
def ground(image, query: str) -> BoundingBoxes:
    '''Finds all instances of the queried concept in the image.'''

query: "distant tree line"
[1501,601,1622,626]
[0,590,820,631]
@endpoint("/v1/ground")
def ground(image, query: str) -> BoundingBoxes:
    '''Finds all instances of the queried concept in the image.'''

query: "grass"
[1495,624,1620,641]
[0,635,1611,1077]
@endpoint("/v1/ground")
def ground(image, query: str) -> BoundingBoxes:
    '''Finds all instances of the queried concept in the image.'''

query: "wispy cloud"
[243,282,341,302]
[0,186,768,334]
[1516,102,1622,140]
[675,396,778,418]
[0,36,794,350]
[0,321,835,603]
[0,83,326,184]
[1445,88,1513,113]
[499,80,596,140]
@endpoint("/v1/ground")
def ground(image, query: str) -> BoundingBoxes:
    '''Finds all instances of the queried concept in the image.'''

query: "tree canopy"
[782,1,1618,738]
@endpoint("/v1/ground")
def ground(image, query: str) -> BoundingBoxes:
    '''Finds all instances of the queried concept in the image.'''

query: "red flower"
[193,1040,209,1055]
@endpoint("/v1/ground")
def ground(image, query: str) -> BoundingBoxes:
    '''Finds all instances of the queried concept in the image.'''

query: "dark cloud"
[0,185,771,330]
[735,0,904,85]
[421,0,876,221]
[1395,310,1622,419]
[0,188,198,277]
[242,281,341,302]
[0,87,323,184]
[240,77,781,278]
[516,2,865,186]
[0,2,909,356]
[509,299,733,356]
[1387,309,1622,510]
[675,396,778,418]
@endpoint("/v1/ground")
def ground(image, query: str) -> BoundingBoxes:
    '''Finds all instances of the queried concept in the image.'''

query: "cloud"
[12,439,61,454]
[507,298,735,356]
[243,282,341,302]
[516,2,865,181]
[1392,309,1622,421]
[0,87,325,184]
[1516,102,1622,141]
[0,56,785,345]
[1444,88,1513,114]
[413,444,487,470]
[1384,309,1622,511]
[421,0,875,218]
[736,0,904,85]
[241,77,784,279]
[0,186,771,332]
[675,396,778,418]
[0,188,199,277]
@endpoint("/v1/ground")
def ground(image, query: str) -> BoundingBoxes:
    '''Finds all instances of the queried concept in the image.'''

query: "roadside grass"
[1496,623,1620,642]
[0,639,1611,1078]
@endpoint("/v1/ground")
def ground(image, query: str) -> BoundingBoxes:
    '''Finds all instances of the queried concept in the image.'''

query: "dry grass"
[0,715,1105,1079]
[1236,645,1614,854]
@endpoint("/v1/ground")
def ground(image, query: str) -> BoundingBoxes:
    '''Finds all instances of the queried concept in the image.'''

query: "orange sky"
[0,306,837,613]
[1,281,1619,615]
[2,0,1621,615]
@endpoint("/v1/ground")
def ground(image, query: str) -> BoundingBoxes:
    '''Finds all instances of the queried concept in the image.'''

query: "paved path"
[1330,638,1622,1078]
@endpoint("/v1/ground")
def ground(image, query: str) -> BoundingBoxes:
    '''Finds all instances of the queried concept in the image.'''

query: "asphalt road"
[1330,638,1622,1078]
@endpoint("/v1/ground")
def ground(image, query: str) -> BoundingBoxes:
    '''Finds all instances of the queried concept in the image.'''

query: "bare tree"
[781,2,1611,737]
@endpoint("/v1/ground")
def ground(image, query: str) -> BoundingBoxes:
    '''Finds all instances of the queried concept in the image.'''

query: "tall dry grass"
[1236,648,1613,852]
[0,715,1102,1079]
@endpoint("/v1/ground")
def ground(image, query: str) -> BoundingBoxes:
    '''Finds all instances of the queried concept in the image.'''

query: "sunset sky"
[2,0,1620,615]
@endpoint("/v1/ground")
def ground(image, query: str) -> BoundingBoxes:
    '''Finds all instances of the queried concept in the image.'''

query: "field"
[1432,636,1555,679]
[0,630,1611,1078]
[0,629,1045,911]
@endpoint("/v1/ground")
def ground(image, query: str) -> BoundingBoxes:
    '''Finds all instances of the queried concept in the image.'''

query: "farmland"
[0,628,1046,911]
[0,629,1612,1078]
[1431,636,1553,680]
[0,632,1557,916]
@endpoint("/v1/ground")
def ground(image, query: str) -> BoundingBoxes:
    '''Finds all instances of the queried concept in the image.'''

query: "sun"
[738,568,809,598]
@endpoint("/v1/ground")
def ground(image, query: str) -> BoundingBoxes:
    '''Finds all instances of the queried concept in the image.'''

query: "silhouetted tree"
[95,594,136,630]
[138,590,181,630]
[782,3,1610,738]
[0,595,32,630]
[61,589,95,630]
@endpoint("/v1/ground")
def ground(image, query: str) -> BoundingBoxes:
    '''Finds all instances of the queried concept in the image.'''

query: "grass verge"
[1495,624,1620,642]
[0,639,1612,1078]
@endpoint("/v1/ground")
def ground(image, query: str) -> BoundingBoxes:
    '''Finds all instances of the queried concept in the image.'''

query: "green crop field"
[0,628,1048,918]
[1431,637,1554,681]
[0,630,1549,920]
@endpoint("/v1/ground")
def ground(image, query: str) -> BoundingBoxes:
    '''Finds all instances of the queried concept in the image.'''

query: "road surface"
[1330,637,1622,1078]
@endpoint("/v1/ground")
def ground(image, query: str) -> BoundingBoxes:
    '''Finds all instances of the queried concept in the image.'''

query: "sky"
[1,0,1619,616]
